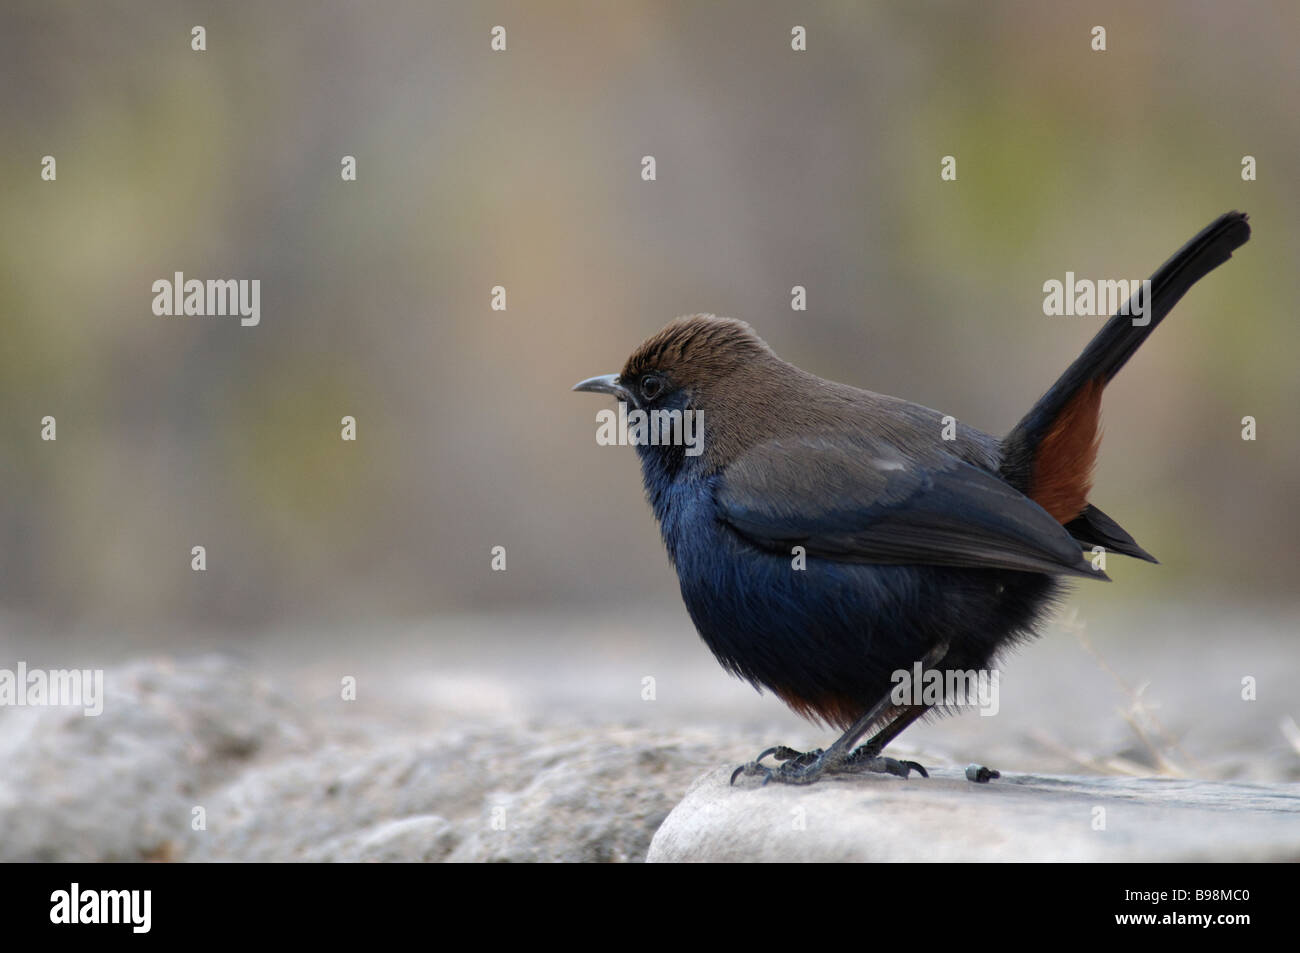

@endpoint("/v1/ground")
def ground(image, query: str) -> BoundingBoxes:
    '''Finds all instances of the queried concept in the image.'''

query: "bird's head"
[573,314,773,409]
[572,314,782,476]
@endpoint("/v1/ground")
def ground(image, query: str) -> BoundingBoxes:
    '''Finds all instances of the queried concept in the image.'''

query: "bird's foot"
[728,746,820,785]
[844,742,929,778]
[762,745,824,767]
[729,745,928,786]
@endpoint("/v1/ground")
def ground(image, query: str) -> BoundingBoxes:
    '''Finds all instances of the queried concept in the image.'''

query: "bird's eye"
[640,375,664,401]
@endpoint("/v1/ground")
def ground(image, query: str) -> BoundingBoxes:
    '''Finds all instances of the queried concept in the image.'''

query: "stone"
[647,766,1300,862]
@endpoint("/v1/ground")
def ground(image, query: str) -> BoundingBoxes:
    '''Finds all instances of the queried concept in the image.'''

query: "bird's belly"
[665,501,1057,726]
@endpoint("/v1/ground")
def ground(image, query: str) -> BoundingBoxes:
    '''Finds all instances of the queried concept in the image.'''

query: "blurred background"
[0,2,1295,669]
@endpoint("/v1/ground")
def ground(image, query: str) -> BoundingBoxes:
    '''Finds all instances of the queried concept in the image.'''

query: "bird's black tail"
[1001,212,1251,527]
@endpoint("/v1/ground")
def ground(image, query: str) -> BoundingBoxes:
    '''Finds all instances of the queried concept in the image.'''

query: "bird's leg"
[838,640,949,774]
[730,692,902,785]
[731,642,949,786]
[843,704,931,767]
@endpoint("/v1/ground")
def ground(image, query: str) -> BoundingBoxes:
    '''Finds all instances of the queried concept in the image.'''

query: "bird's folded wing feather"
[715,434,1104,579]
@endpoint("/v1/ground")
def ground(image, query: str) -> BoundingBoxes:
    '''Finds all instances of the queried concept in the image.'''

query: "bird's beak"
[572,373,632,403]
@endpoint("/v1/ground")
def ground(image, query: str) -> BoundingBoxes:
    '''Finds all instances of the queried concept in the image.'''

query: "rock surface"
[0,656,716,862]
[184,729,715,863]
[0,657,304,862]
[648,766,1300,862]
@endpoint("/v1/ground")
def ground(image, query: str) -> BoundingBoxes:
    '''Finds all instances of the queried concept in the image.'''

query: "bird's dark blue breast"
[643,461,1059,728]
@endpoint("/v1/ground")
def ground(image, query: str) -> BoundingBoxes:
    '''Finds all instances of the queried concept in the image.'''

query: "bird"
[573,212,1250,785]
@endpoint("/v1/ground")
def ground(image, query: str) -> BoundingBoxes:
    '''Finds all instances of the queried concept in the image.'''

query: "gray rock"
[0,656,303,862]
[445,738,707,863]
[647,766,1300,862]
[0,654,715,863]
[187,730,714,863]
[305,815,459,863]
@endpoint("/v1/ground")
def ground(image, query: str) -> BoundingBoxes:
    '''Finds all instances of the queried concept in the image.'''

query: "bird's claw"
[845,742,929,778]
[868,757,928,779]
[730,745,827,784]
[730,761,774,786]
[760,745,823,766]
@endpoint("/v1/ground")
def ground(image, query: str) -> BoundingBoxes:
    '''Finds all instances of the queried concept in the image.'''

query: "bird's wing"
[715,433,1104,578]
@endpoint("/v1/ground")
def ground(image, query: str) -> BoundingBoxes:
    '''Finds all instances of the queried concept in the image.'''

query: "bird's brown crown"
[620,314,775,389]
